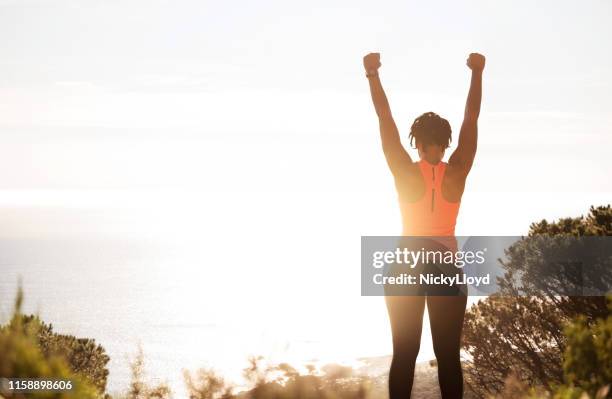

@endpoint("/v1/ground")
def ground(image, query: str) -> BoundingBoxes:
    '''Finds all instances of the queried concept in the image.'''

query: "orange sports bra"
[399,160,461,242]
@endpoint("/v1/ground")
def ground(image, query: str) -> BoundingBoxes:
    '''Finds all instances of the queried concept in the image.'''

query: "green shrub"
[0,287,102,399]
[561,301,611,397]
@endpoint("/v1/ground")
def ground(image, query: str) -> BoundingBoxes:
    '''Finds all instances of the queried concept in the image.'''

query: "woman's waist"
[402,225,456,237]
[397,232,458,253]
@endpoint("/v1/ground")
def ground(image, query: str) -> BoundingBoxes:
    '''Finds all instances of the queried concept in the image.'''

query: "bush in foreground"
[0,287,102,399]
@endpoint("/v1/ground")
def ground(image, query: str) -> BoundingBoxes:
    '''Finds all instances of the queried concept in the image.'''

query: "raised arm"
[449,52,485,176]
[363,52,413,176]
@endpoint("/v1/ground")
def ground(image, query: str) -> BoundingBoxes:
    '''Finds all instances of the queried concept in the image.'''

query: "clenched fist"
[466,53,485,71]
[363,52,381,73]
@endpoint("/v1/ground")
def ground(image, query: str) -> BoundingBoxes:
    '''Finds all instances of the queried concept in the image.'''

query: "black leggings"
[385,294,467,399]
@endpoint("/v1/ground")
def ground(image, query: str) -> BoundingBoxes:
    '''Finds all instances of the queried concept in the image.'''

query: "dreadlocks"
[408,112,452,149]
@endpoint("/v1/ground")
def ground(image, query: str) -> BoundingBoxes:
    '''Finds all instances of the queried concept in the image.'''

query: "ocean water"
[0,234,399,397]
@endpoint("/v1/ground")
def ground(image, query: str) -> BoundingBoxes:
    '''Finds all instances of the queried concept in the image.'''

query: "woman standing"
[363,51,485,399]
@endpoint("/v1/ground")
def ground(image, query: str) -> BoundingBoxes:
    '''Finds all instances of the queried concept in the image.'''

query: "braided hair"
[408,112,452,149]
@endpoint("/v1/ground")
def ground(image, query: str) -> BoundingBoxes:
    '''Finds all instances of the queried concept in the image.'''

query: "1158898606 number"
[0,378,74,393]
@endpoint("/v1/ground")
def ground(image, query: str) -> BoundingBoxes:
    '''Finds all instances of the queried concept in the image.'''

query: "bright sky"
[0,0,611,391]
[0,0,610,231]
